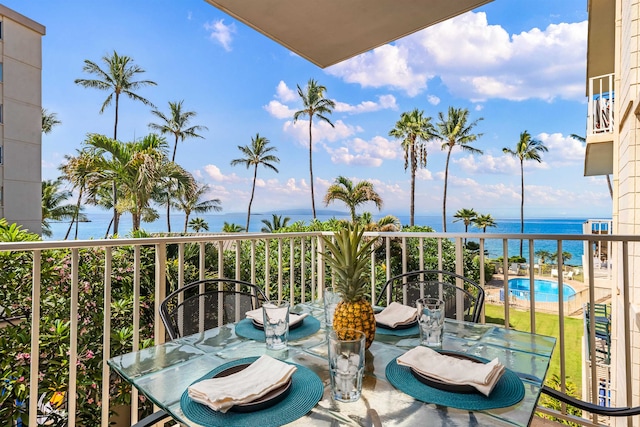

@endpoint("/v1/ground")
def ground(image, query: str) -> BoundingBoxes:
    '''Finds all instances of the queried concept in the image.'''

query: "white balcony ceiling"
[204,0,493,68]
[584,140,613,176]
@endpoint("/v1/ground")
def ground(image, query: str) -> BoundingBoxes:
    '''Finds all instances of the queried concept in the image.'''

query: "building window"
[0,63,3,82]
[0,21,3,40]
[0,146,3,164]
[0,104,3,124]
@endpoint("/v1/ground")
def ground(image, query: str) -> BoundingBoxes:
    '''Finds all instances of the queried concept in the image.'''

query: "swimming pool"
[507,278,576,302]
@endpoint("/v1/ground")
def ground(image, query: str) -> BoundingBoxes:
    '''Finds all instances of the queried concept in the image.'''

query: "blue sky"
[6,0,610,220]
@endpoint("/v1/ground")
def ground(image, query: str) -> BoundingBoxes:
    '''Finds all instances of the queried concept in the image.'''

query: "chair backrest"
[159,279,267,340]
[376,270,485,323]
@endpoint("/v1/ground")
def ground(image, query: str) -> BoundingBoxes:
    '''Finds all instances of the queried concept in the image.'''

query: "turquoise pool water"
[507,278,576,302]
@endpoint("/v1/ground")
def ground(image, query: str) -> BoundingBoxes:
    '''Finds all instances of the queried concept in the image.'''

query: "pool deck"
[485,271,607,316]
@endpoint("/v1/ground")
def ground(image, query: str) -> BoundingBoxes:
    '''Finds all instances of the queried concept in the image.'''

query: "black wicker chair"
[133,279,267,426]
[375,269,485,323]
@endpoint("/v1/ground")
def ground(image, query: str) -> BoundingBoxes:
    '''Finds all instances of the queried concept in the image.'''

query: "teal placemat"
[181,357,323,427]
[375,324,419,336]
[235,317,321,342]
[385,354,525,411]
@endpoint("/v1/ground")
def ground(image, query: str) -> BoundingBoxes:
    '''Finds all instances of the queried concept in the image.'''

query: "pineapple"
[322,223,376,348]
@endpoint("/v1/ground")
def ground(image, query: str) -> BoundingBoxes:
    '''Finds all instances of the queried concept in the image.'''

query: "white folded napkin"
[397,346,505,396]
[187,355,297,413]
[245,308,309,327]
[375,302,418,328]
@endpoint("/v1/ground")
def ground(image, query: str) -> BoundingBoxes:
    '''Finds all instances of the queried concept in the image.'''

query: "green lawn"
[484,304,583,390]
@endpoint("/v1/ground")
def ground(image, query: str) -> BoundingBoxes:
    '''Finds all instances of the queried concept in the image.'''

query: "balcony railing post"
[28,250,41,427]
[154,243,167,345]
[101,247,112,427]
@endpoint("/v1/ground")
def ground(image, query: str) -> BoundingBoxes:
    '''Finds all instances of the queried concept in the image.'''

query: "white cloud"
[283,119,361,147]
[275,81,297,102]
[326,11,586,102]
[264,100,296,119]
[537,132,585,163]
[415,169,434,180]
[333,94,398,114]
[455,153,519,174]
[324,136,401,167]
[327,44,431,96]
[202,164,241,182]
[427,95,440,105]
[474,104,484,111]
[204,19,236,51]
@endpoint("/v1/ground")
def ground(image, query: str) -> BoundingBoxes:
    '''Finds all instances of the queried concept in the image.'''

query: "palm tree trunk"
[308,119,316,219]
[246,166,258,232]
[113,94,120,235]
[519,160,525,257]
[409,143,416,227]
[606,175,613,199]
[442,148,453,232]
[167,199,171,232]
[172,135,179,162]
[184,212,190,233]
[104,216,114,239]
[112,180,119,235]
[64,192,82,240]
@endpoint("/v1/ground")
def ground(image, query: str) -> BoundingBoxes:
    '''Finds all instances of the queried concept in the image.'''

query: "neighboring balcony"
[584,73,614,177]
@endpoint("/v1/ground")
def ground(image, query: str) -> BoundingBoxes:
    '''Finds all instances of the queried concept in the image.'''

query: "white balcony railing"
[0,230,636,426]
[588,73,615,136]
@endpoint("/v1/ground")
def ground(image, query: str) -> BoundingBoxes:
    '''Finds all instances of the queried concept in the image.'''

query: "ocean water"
[45,212,595,266]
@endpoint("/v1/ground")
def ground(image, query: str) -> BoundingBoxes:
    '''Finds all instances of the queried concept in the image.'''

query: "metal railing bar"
[101,248,112,427]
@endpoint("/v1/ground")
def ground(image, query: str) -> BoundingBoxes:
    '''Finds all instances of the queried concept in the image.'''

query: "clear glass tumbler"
[322,289,342,328]
[328,329,365,402]
[262,301,289,350]
[416,298,445,347]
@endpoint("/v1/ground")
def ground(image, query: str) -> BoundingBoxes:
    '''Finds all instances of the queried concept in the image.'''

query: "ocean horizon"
[44,211,603,266]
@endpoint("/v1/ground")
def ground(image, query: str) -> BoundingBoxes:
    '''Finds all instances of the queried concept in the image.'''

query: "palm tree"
[84,133,192,232]
[41,179,80,238]
[148,100,208,162]
[366,214,402,232]
[474,214,497,233]
[59,150,98,239]
[173,181,222,233]
[453,208,478,233]
[323,176,383,223]
[535,250,552,264]
[571,133,613,198]
[261,214,291,232]
[503,130,548,257]
[432,107,483,232]
[42,108,61,134]
[75,51,157,234]
[188,217,209,232]
[222,222,245,232]
[293,79,336,219]
[230,134,280,232]
[389,109,433,226]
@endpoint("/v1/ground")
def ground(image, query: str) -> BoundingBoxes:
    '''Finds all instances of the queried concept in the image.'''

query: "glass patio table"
[108,302,555,426]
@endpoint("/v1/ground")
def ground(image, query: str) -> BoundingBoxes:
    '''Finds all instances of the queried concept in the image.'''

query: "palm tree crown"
[293,78,336,220]
[230,134,280,232]
[42,108,61,134]
[503,130,548,256]
[473,214,497,233]
[75,50,156,234]
[389,109,434,226]
[261,214,291,232]
[41,179,81,238]
[323,176,383,223]
[148,100,208,162]
[432,107,483,232]
[173,181,222,233]
[453,208,478,232]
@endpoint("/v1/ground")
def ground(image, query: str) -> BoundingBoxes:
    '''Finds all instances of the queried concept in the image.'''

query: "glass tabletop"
[108,302,555,427]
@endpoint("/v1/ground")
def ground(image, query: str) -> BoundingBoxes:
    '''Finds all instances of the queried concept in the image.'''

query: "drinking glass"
[416,298,445,347]
[262,301,289,350]
[323,289,342,327]
[327,329,365,402]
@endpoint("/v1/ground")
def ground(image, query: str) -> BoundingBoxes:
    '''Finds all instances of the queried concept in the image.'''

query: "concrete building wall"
[0,6,45,235]
[612,0,640,418]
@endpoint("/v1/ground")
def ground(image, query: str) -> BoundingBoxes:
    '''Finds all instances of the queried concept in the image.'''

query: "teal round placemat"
[385,354,525,411]
[181,357,324,427]
[235,317,321,342]
[375,324,419,336]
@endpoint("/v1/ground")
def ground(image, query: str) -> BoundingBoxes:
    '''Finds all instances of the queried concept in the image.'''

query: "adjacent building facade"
[0,5,45,235]
[585,0,640,422]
